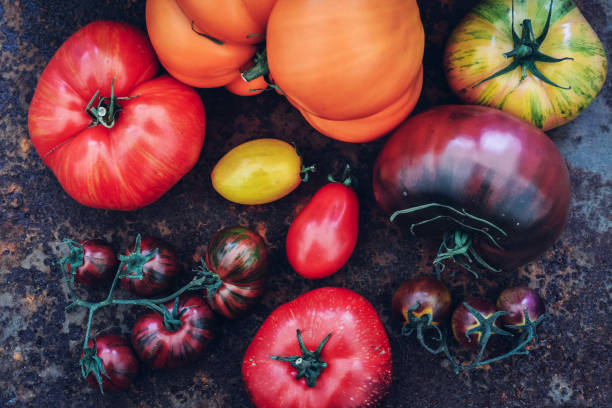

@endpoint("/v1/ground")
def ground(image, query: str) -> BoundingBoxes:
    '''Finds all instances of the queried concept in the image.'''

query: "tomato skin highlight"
[120,237,179,297]
[68,240,117,287]
[242,287,392,408]
[452,298,500,349]
[373,105,571,271]
[286,182,359,279]
[211,138,303,205]
[28,21,206,210]
[85,334,139,393]
[392,276,451,326]
[204,226,269,319]
[131,294,215,369]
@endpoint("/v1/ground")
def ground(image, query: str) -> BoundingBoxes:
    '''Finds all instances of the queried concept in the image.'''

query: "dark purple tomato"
[85,334,139,393]
[67,239,117,286]
[373,105,571,271]
[392,276,451,325]
[496,286,545,328]
[131,294,215,369]
[451,298,498,348]
[120,236,179,296]
[204,226,268,319]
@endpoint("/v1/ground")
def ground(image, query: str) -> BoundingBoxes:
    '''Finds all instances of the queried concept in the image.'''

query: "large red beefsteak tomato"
[242,287,392,408]
[28,21,206,210]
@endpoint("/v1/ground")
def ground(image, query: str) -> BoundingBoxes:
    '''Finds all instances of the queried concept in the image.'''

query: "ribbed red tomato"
[242,287,392,408]
[28,21,206,210]
[286,174,359,279]
[131,294,215,369]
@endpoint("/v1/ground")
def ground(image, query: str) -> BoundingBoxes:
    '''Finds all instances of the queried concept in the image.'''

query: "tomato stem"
[269,330,332,388]
[191,21,224,45]
[195,259,223,302]
[328,163,357,188]
[401,302,445,354]
[471,0,573,90]
[242,49,269,82]
[84,77,139,129]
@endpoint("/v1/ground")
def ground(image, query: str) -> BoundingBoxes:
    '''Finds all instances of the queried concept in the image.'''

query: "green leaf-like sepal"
[118,234,158,280]
[80,341,109,394]
[57,239,84,284]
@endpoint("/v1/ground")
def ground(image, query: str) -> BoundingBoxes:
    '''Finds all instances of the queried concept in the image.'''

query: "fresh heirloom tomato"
[259,0,424,142]
[212,139,308,205]
[243,287,392,408]
[203,226,268,318]
[65,240,117,287]
[286,169,359,279]
[146,0,275,94]
[451,298,500,349]
[496,286,545,328]
[373,105,571,272]
[131,294,215,369]
[444,0,607,130]
[28,21,206,210]
[85,334,139,393]
[120,236,179,297]
[392,276,451,327]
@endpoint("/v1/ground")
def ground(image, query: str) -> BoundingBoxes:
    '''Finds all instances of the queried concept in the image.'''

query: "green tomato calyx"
[269,329,332,388]
[85,76,139,129]
[472,0,573,90]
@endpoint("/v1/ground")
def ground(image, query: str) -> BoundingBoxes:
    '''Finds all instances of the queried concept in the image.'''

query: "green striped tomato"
[444,0,607,130]
[203,227,269,319]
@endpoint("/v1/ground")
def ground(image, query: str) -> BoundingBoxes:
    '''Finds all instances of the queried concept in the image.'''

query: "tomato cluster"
[37,0,607,405]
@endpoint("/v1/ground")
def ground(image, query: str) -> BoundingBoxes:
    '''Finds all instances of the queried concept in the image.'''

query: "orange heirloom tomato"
[248,0,424,142]
[146,0,276,94]
[211,139,308,205]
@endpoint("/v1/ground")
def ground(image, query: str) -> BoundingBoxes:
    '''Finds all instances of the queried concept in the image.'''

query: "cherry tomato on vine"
[392,276,451,326]
[451,298,500,349]
[496,286,545,328]
[131,294,215,369]
[242,287,392,408]
[120,236,179,297]
[84,334,139,393]
[201,226,269,319]
[286,166,359,279]
[64,239,117,287]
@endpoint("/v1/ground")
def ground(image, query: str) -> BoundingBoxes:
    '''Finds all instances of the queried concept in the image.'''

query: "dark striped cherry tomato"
[67,239,117,286]
[451,298,499,348]
[85,334,138,393]
[203,226,268,319]
[392,276,451,326]
[496,286,545,328]
[120,236,179,296]
[131,294,215,369]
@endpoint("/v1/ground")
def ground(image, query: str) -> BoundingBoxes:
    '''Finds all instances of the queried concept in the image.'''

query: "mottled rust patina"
[0,0,610,407]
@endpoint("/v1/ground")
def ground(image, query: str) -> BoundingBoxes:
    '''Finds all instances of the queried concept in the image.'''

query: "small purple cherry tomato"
[84,334,139,393]
[68,240,117,287]
[392,276,451,325]
[120,236,179,296]
[496,286,545,328]
[451,298,498,348]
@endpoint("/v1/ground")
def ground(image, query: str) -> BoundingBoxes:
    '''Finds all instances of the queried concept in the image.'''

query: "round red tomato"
[63,239,117,287]
[242,287,391,408]
[373,105,571,272]
[28,21,206,210]
[131,294,215,369]
[203,226,268,319]
[84,334,139,393]
[120,236,179,297]
[286,175,359,279]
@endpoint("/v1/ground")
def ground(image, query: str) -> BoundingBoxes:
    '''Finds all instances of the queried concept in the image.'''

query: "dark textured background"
[1,0,610,407]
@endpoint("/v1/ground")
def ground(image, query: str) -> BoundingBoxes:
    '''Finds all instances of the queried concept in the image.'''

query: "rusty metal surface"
[1,0,610,407]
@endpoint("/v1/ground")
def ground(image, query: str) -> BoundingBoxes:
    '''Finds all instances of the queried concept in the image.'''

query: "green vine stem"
[57,234,222,393]
[328,163,358,189]
[269,330,332,388]
[85,77,139,129]
[472,0,573,89]
[438,304,546,374]
[390,203,507,277]
[242,49,270,82]
[400,302,445,355]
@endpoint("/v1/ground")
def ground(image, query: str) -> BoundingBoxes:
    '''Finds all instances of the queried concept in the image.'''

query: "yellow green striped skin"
[444,0,607,130]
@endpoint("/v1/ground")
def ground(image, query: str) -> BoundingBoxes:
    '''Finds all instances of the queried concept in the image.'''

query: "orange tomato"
[146,0,276,94]
[265,0,424,142]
